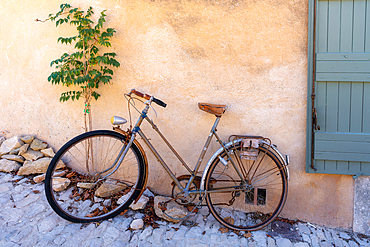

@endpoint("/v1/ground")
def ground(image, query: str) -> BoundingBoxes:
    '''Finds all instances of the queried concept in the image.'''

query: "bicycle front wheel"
[205,140,287,231]
[45,130,146,223]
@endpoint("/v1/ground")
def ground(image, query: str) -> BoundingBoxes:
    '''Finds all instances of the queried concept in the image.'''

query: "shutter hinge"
[312,108,320,131]
[311,92,319,171]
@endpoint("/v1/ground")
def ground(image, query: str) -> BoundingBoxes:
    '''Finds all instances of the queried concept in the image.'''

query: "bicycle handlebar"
[130,89,167,108]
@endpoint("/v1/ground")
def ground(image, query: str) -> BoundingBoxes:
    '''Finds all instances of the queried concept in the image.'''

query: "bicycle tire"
[204,140,287,231]
[45,130,146,223]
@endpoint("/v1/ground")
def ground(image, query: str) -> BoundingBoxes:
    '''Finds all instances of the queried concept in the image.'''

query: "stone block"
[0,136,5,146]
[52,177,71,192]
[353,176,370,236]
[33,174,46,184]
[9,148,21,155]
[117,190,133,205]
[40,148,55,157]
[293,243,309,247]
[30,139,48,151]
[252,230,267,247]
[77,182,96,189]
[142,188,155,198]
[130,195,149,210]
[0,159,21,172]
[18,157,57,175]
[21,150,44,161]
[154,196,188,222]
[275,237,293,247]
[1,154,25,163]
[139,226,153,240]
[21,135,35,144]
[18,144,29,156]
[0,136,24,156]
[95,180,128,198]
[130,219,144,230]
[33,170,67,183]
[297,222,311,235]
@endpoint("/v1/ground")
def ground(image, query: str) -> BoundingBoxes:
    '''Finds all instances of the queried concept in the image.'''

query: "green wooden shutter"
[307,0,370,175]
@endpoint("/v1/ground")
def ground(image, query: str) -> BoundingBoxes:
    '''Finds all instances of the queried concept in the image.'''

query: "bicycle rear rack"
[228,135,290,181]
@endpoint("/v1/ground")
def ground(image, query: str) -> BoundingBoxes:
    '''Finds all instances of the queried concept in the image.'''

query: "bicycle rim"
[45,130,145,223]
[205,142,287,231]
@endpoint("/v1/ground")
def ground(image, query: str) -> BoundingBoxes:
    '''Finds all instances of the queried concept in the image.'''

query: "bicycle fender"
[132,138,149,203]
[200,139,289,190]
[113,127,149,203]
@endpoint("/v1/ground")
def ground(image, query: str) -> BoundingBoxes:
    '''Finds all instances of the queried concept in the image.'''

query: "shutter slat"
[315,132,370,162]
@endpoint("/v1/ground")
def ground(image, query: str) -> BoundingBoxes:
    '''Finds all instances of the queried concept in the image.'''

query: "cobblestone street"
[0,172,369,247]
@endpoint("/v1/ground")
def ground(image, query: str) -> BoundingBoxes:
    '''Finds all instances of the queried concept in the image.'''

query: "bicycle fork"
[98,105,150,181]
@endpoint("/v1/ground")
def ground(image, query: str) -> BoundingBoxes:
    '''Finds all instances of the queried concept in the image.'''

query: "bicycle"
[45,89,289,231]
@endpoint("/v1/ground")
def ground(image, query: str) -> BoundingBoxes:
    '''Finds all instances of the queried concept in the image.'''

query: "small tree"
[45,4,120,132]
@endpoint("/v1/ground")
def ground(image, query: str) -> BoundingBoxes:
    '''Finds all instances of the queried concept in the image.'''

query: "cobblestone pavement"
[0,172,369,247]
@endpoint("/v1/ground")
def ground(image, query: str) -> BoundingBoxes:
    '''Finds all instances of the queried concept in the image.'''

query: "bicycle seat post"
[188,115,222,189]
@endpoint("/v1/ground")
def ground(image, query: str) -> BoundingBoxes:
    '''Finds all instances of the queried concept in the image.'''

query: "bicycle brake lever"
[144,97,158,118]
[150,104,158,118]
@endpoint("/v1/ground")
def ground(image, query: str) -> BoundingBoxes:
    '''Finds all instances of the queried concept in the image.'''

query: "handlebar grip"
[130,89,167,108]
[131,89,149,100]
[153,98,167,108]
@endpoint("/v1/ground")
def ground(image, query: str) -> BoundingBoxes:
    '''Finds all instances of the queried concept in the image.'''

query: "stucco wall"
[0,0,354,228]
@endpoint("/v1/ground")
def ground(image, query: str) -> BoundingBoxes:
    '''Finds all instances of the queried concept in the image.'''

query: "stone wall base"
[353,176,370,235]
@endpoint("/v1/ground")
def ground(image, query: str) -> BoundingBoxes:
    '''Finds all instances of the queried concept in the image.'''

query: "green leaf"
[86,6,94,18]
[111,59,120,67]
[103,52,116,57]
[91,45,99,55]
[91,91,100,100]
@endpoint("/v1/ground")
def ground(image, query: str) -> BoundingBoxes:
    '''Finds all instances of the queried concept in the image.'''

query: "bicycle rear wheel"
[205,140,287,231]
[45,130,146,223]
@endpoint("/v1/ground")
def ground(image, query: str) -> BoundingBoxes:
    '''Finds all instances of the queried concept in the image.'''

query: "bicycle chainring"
[171,175,200,206]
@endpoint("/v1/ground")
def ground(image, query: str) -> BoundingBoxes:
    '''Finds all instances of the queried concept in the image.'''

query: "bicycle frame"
[113,97,247,197]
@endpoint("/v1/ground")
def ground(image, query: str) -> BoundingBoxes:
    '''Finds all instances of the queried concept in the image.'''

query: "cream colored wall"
[0,0,354,228]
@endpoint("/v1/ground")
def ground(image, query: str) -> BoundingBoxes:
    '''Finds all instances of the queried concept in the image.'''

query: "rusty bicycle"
[45,89,289,231]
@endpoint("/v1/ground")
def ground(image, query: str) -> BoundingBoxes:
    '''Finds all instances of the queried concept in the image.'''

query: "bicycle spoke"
[45,130,146,223]
[205,142,287,231]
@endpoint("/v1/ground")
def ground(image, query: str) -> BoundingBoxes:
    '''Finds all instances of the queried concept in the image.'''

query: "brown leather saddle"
[198,103,227,117]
